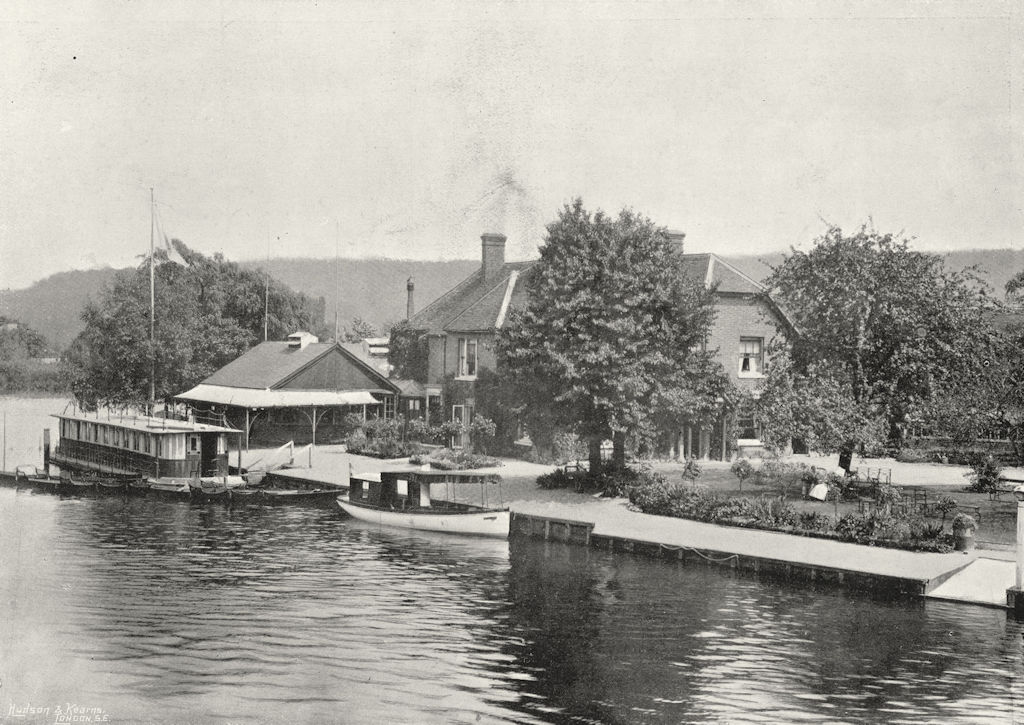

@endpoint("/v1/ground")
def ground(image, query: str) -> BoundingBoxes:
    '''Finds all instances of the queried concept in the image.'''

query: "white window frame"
[457,337,478,379]
[738,337,765,378]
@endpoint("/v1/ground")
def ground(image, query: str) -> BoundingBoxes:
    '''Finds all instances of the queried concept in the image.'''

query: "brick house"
[406,233,789,458]
[677,253,791,459]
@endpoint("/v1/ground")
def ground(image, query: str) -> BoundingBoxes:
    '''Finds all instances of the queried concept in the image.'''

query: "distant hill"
[0,259,480,351]
[3,249,1021,352]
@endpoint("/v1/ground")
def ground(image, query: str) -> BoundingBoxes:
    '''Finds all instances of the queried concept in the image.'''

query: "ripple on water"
[1,487,1023,723]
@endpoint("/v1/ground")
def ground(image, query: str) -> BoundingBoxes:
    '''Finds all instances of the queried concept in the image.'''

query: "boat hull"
[336,497,509,538]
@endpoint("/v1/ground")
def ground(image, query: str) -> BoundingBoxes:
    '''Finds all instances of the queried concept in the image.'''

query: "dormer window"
[739,337,764,377]
[458,337,478,378]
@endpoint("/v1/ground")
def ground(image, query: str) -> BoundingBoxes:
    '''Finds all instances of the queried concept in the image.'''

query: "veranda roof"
[177,384,379,409]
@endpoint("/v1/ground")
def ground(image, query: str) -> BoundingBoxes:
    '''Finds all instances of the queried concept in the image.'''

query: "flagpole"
[149,188,156,414]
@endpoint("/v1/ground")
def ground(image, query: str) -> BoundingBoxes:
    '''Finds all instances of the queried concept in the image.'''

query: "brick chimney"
[481,232,506,279]
[406,277,415,319]
[665,229,686,250]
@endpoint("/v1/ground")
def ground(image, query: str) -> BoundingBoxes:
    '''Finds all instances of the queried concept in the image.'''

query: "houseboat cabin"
[347,470,504,512]
[50,412,240,479]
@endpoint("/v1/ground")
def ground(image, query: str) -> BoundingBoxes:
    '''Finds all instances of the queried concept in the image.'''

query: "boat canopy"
[176,384,379,409]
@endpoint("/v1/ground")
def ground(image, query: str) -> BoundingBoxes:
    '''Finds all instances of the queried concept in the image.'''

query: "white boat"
[337,470,509,538]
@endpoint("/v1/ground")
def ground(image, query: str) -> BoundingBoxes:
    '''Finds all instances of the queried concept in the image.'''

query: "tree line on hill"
[9,202,1024,474]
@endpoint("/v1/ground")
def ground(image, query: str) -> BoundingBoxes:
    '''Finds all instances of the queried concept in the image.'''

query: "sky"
[1,0,1021,290]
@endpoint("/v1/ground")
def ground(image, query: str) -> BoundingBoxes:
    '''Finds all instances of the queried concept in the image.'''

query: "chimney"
[666,229,686,250]
[406,277,415,319]
[481,232,506,279]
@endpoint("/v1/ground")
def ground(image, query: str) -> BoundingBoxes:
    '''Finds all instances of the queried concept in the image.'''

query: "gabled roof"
[198,341,397,392]
[678,253,764,295]
[407,261,537,334]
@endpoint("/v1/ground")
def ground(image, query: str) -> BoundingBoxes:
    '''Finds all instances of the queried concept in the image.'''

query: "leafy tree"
[344,317,378,342]
[387,319,429,381]
[0,317,49,360]
[497,199,715,475]
[763,225,995,453]
[66,240,327,409]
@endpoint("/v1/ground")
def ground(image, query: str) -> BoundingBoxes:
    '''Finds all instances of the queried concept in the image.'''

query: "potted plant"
[951,513,977,551]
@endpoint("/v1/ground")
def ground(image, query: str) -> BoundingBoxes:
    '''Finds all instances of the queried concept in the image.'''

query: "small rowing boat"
[337,470,509,538]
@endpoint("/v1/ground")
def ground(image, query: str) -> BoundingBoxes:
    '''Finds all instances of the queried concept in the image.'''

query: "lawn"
[633,460,1021,548]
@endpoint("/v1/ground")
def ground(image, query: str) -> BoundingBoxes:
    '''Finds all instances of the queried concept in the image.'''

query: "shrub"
[935,496,957,521]
[966,456,1001,493]
[797,511,834,532]
[536,468,575,490]
[730,459,755,491]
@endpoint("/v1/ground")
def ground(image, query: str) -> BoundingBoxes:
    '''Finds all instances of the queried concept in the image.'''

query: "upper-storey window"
[739,337,764,377]
[457,337,478,378]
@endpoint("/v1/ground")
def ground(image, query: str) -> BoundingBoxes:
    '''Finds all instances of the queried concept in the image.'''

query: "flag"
[161,233,188,266]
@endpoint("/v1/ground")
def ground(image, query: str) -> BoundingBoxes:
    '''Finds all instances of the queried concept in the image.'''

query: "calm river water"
[1,486,1022,725]
[1,397,1023,723]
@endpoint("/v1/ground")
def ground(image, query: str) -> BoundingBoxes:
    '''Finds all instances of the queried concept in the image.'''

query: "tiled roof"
[407,261,537,334]
[410,253,772,337]
[199,341,394,391]
[202,341,335,389]
[679,253,765,295]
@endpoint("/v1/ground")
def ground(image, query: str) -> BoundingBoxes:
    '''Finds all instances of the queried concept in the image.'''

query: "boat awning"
[175,384,381,409]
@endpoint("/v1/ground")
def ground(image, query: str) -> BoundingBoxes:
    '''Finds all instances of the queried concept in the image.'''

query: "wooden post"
[43,429,50,476]
[311,406,317,447]
[244,409,250,451]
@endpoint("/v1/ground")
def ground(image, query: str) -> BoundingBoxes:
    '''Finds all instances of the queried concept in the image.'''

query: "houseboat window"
[113,429,121,447]
[143,435,151,454]
[457,337,478,377]
[102,426,109,445]
[396,479,408,496]
[189,435,199,453]
[739,337,764,376]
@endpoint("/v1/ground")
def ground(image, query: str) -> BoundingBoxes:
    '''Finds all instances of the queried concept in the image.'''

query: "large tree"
[497,199,716,473]
[762,225,995,454]
[66,240,327,409]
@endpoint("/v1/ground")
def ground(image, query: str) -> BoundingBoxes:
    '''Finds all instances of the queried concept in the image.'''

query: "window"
[407,399,421,412]
[384,396,395,419]
[739,338,764,377]
[457,337,478,377]
[451,404,473,448]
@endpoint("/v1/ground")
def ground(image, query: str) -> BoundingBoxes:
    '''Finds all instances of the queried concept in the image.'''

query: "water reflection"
[1,487,1022,724]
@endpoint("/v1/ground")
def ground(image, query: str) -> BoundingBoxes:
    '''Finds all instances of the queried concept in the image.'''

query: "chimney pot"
[406,277,415,319]
[481,232,507,278]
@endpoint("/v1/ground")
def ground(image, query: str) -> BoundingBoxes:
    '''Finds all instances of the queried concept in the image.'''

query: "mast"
[264,235,270,342]
[149,188,156,413]
[334,221,340,342]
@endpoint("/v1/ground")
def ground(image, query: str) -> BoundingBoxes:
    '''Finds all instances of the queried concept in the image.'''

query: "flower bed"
[626,473,953,553]
[410,448,502,471]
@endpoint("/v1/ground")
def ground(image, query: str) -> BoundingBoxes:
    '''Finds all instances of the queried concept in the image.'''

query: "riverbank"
[257,446,1019,609]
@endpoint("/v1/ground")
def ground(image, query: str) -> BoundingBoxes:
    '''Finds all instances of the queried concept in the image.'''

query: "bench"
[990,476,1024,501]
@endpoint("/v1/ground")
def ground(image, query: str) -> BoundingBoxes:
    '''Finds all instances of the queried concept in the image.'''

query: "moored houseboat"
[50,411,242,481]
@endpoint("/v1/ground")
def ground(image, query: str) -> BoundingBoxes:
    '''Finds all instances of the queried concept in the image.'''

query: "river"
[1,397,1023,723]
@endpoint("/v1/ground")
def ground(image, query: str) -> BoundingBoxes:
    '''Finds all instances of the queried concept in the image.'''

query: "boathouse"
[175,331,402,448]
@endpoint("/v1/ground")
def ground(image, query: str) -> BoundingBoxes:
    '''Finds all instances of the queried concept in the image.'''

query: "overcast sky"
[1,0,1021,289]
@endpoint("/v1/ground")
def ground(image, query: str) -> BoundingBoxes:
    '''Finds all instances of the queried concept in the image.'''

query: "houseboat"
[49,411,242,481]
[338,470,509,538]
